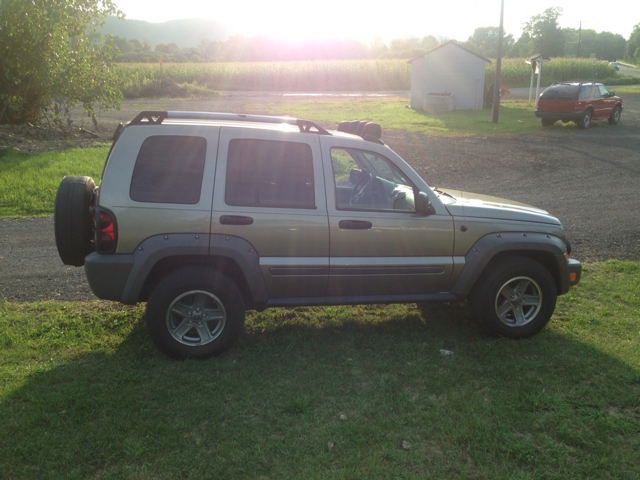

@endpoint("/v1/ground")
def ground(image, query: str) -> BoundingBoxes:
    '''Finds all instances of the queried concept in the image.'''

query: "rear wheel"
[54,176,96,266]
[541,118,555,127]
[577,110,592,130]
[146,267,245,359]
[608,106,621,125]
[469,256,557,338]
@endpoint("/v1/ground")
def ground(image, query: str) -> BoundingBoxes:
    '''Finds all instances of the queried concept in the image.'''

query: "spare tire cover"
[54,176,96,266]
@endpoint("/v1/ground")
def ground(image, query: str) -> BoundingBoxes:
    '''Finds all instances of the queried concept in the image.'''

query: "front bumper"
[568,258,581,286]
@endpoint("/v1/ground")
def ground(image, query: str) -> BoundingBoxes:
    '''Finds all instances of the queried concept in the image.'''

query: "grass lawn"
[0,261,639,478]
[611,85,640,93]
[249,97,543,136]
[0,146,107,217]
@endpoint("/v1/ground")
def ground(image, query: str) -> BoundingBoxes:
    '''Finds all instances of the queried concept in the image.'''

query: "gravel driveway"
[1,92,639,302]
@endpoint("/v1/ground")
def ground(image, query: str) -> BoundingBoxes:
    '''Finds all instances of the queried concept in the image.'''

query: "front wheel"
[469,256,557,338]
[146,267,245,359]
[608,106,621,125]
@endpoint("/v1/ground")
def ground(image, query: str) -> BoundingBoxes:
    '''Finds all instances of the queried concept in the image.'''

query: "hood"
[437,188,561,225]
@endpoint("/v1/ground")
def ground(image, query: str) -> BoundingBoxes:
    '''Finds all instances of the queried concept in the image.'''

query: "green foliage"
[523,7,566,57]
[0,261,639,477]
[625,24,640,63]
[0,0,124,125]
[464,27,514,59]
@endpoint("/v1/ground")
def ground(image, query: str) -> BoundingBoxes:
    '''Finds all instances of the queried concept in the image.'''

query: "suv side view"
[54,111,582,359]
[535,82,623,129]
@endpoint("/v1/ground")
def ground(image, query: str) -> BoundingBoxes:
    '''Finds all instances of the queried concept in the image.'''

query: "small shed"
[409,41,491,111]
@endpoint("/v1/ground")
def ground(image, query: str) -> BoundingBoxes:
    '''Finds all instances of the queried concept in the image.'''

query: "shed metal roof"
[408,40,492,64]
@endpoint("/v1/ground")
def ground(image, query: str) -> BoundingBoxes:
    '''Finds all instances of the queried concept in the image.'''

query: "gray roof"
[408,40,492,64]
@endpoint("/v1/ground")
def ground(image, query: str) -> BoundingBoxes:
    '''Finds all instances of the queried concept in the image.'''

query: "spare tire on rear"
[54,176,96,266]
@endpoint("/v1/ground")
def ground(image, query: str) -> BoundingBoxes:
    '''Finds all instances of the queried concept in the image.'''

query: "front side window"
[331,148,415,212]
[598,85,610,97]
[130,135,207,204]
[225,139,315,209]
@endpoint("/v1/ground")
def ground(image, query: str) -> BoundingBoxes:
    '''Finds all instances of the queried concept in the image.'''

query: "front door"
[320,139,455,297]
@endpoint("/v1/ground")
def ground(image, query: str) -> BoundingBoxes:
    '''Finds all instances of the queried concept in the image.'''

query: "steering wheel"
[350,172,373,206]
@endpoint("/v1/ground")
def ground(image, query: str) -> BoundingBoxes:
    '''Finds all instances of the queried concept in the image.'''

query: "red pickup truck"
[535,82,623,129]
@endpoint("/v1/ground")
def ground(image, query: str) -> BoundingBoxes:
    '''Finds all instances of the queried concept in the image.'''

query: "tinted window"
[130,136,206,204]
[540,85,580,100]
[225,139,315,209]
[578,85,592,100]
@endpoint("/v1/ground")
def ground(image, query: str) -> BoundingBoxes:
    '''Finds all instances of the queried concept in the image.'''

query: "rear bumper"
[535,111,584,122]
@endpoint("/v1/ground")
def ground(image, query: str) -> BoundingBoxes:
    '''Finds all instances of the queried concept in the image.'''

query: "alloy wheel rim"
[166,290,226,346]
[494,276,542,327]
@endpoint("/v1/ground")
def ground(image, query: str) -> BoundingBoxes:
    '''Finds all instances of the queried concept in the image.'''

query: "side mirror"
[415,191,433,215]
[609,91,615,97]
[349,169,362,185]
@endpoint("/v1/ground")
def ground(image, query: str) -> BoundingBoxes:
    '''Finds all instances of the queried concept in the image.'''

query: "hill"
[99,16,230,47]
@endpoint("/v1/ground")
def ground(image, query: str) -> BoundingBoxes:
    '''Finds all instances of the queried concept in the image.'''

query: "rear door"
[211,127,329,299]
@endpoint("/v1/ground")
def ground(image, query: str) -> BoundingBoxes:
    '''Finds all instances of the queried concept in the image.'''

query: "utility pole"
[577,21,582,58]
[491,0,504,124]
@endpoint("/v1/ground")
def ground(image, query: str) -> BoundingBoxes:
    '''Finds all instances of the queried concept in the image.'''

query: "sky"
[113,0,639,42]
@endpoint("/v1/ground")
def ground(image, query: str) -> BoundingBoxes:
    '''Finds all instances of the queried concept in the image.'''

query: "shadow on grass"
[1,304,639,478]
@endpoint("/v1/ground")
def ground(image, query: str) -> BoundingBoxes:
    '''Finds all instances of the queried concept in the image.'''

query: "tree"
[523,7,565,57]
[465,26,514,58]
[0,0,124,125]
[625,24,640,63]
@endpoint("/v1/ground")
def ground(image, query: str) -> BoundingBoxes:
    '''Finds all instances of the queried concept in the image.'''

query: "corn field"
[487,58,618,87]
[114,58,620,96]
[115,60,412,95]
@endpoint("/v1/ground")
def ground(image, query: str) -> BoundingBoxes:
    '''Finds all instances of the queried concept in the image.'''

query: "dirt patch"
[1,92,639,302]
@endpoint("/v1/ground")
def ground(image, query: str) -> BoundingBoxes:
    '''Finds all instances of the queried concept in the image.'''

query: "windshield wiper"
[432,186,456,199]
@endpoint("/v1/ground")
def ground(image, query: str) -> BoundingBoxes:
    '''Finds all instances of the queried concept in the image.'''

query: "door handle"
[339,220,372,230]
[220,215,254,225]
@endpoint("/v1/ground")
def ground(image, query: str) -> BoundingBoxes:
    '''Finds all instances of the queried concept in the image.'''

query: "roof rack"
[129,111,330,135]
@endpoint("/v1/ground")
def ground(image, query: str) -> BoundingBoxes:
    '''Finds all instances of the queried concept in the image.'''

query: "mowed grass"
[1,261,639,478]
[251,97,549,136]
[0,147,107,217]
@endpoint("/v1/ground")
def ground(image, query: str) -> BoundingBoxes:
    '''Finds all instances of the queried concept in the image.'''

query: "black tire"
[146,267,245,360]
[541,118,555,127]
[468,256,557,339]
[54,176,96,266]
[577,110,592,130]
[608,105,621,125]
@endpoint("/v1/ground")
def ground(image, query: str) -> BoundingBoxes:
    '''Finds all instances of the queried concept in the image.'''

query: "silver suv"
[54,111,581,359]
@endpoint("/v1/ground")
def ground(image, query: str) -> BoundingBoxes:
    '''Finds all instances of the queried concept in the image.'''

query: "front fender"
[451,232,570,297]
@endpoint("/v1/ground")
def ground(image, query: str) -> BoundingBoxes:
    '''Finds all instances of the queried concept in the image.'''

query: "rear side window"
[225,139,315,209]
[130,136,206,204]
[578,85,592,100]
[541,85,580,100]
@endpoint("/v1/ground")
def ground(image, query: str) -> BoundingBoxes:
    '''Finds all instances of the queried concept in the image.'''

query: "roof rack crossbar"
[130,111,330,135]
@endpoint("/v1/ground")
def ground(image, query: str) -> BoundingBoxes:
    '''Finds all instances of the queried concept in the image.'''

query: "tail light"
[94,208,117,253]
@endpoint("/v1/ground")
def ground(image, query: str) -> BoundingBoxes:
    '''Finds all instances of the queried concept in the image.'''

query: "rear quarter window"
[130,135,207,204]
